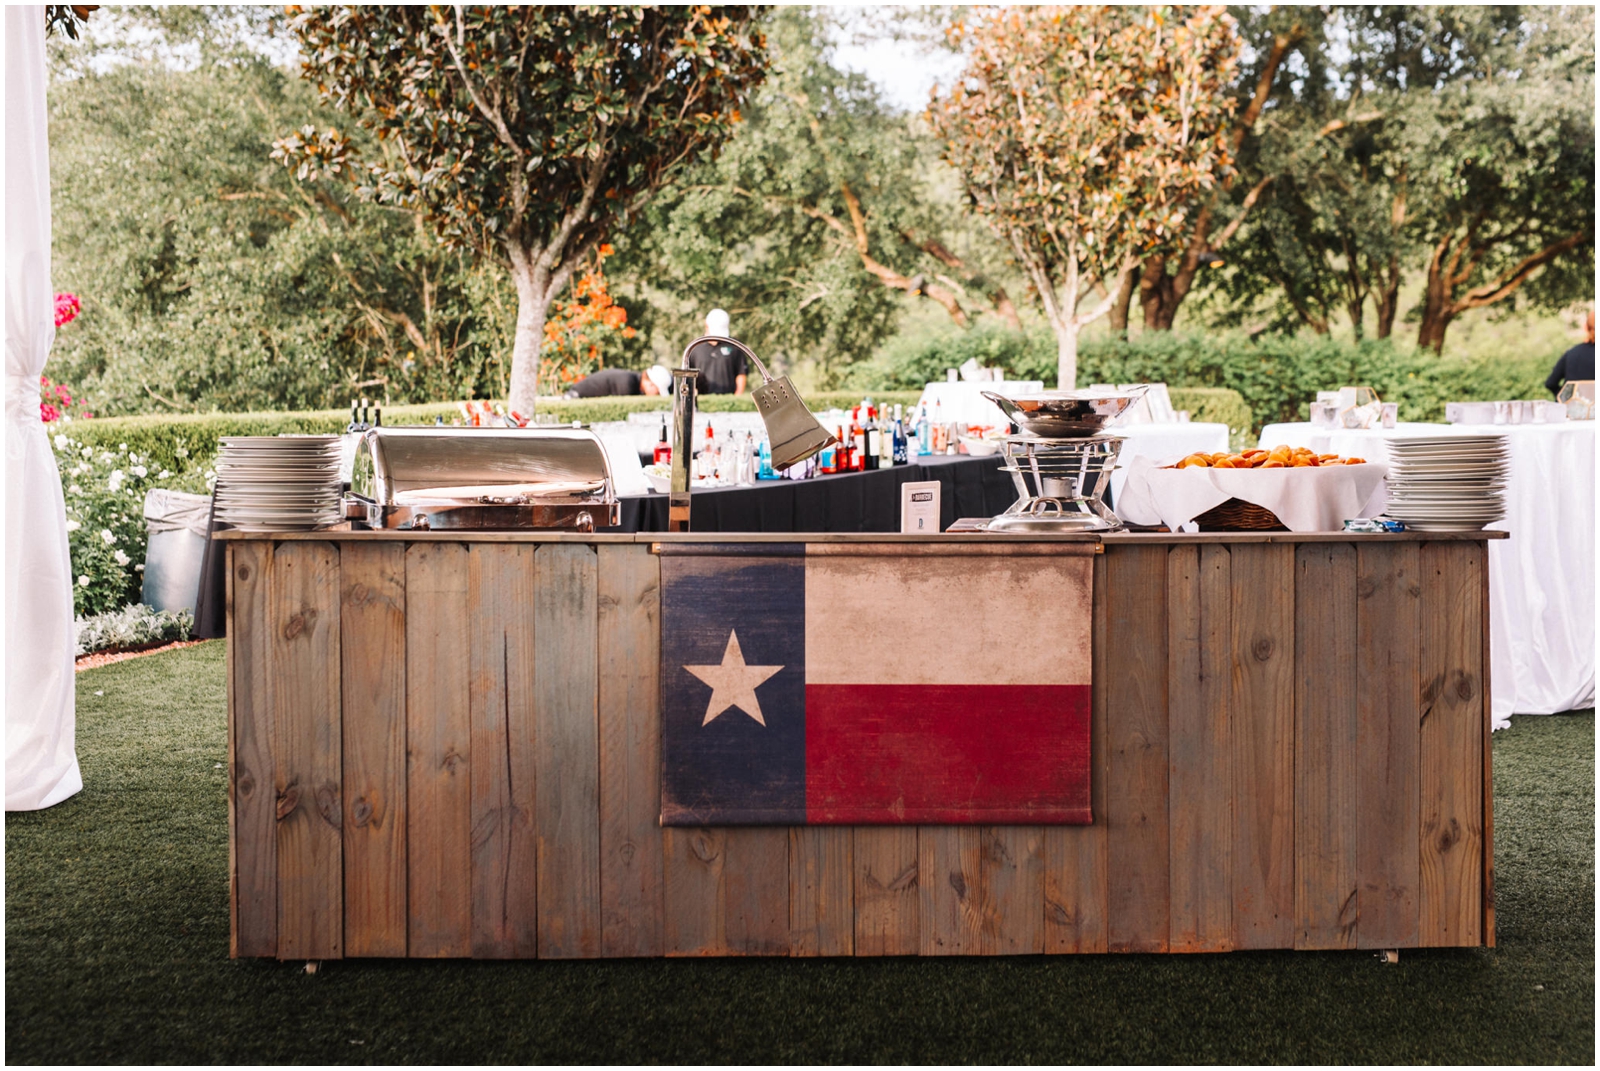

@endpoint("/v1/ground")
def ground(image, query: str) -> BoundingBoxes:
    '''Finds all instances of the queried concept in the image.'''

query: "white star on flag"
[684,629,784,726]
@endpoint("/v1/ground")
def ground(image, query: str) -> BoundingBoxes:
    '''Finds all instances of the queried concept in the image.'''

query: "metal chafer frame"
[347,425,619,532]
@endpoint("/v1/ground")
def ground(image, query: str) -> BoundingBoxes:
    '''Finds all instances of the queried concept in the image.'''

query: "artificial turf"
[5,641,1594,1064]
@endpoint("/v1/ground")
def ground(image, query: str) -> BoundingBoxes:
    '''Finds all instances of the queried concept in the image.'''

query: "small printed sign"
[900,481,941,534]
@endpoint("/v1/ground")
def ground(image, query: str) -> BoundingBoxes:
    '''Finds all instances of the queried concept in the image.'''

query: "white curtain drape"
[5,5,81,810]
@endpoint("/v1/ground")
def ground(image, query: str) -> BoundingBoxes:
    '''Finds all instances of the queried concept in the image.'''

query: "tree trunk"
[1346,298,1365,341]
[1374,262,1400,339]
[1109,265,1139,337]
[507,253,548,416]
[1054,320,1079,390]
[1139,255,1180,331]
[1416,255,1453,353]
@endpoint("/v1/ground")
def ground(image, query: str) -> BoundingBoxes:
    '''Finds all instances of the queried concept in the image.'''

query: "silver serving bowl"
[982,387,1148,438]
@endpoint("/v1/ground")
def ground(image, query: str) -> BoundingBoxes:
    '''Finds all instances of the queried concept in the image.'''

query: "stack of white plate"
[1382,434,1509,532]
[214,435,344,532]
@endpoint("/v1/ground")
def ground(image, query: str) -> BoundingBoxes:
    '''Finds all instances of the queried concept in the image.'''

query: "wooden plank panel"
[405,542,472,958]
[340,542,407,957]
[723,828,791,955]
[1044,550,1109,953]
[1418,542,1484,947]
[1168,544,1233,952]
[1480,542,1496,948]
[229,541,276,958]
[918,826,979,955]
[1294,543,1359,949]
[853,828,920,955]
[1104,544,1170,953]
[597,544,664,958]
[272,541,343,960]
[789,828,852,956]
[918,826,1043,955]
[1355,542,1421,950]
[1230,543,1295,950]
[663,827,726,955]
[469,544,539,958]
[533,543,601,958]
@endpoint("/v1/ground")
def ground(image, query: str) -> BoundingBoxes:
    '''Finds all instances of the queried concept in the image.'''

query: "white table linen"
[914,380,1044,428]
[1115,456,1387,533]
[1259,421,1596,729]
[1107,423,1231,503]
[6,6,81,811]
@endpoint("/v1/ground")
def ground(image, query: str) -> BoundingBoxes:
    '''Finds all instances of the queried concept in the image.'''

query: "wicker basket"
[1192,497,1287,531]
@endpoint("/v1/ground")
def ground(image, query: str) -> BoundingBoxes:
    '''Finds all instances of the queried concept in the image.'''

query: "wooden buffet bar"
[222,529,1497,960]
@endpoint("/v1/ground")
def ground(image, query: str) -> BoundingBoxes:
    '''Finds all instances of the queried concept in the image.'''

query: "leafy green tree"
[613,7,1019,387]
[931,5,1241,387]
[1209,5,1593,351]
[46,44,507,414]
[275,5,768,415]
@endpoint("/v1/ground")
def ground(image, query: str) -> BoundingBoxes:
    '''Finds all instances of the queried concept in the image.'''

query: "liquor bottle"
[892,404,908,464]
[851,416,867,471]
[835,425,850,472]
[864,408,880,470]
[916,404,932,456]
[880,407,896,467]
[737,432,755,486]
[697,424,715,480]
[758,438,776,479]
[653,424,671,466]
[348,400,361,433]
[931,399,945,452]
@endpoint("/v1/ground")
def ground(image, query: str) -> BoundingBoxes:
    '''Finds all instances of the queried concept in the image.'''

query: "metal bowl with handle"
[981,386,1150,438]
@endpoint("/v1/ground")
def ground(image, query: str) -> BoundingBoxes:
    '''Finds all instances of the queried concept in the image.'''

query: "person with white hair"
[564,363,672,398]
[682,308,748,395]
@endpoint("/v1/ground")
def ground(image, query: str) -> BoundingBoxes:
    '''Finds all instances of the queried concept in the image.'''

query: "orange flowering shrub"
[538,244,638,394]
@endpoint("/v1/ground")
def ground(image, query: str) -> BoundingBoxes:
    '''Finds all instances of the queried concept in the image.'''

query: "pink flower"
[53,293,80,329]
[40,402,60,423]
[54,384,70,402]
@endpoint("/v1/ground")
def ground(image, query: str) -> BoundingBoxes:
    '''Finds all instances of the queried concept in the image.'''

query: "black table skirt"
[193,455,1017,638]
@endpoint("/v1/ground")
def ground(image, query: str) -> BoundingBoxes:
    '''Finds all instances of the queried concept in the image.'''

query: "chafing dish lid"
[355,426,613,501]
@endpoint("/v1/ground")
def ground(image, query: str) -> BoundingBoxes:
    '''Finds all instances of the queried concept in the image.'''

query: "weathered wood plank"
[1418,542,1483,947]
[789,827,852,956]
[1294,543,1359,949]
[405,542,472,958]
[663,827,726,955]
[853,828,920,955]
[723,829,791,955]
[229,541,276,958]
[1168,544,1233,952]
[1230,543,1295,950]
[340,542,407,958]
[468,544,539,958]
[1105,544,1169,953]
[533,543,602,958]
[597,544,665,958]
[1044,550,1109,953]
[272,541,343,961]
[1355,542,1421,950]
[918,826,1043,955]
[1480,542,1496,948]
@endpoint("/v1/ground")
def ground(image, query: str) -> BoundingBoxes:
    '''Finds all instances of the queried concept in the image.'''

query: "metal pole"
[668,367,698,532]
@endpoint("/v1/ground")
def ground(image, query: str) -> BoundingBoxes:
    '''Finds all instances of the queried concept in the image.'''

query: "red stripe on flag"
[804,684,1092,824]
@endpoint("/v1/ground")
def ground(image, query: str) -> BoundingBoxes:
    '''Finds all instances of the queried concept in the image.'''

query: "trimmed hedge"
[65,385,1252,482]
[846,323,1554,432]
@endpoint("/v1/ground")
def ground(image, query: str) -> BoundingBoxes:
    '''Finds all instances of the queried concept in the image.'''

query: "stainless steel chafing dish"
[348,426,618,531]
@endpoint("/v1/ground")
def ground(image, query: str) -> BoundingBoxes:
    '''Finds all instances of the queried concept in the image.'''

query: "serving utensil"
[981,386,1149,438]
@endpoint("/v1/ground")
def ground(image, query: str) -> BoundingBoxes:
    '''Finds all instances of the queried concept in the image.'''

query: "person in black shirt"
[682,308,749,395]
[564,365,671,398]
[1545,309,1595,395]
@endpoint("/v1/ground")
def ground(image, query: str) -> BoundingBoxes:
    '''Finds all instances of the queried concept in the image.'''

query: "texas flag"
[659,543,1095,826]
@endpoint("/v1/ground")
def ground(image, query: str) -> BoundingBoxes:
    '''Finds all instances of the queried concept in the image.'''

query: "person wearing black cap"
[1545,309,1595,396]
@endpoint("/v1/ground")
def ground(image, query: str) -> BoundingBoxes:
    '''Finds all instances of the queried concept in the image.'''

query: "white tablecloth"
[1108,423,1231,502]
[915,380,1044,428]
[1259,421,1596,729]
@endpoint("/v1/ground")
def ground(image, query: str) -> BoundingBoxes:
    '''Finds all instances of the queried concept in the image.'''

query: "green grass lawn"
[6,642,1594,1064]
